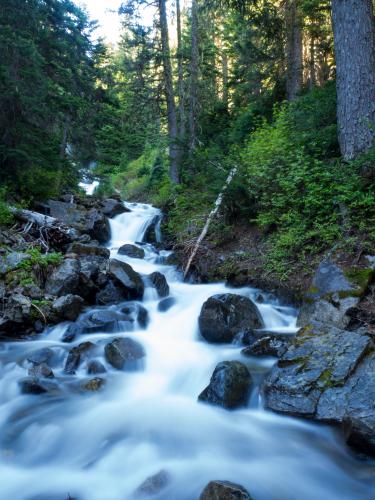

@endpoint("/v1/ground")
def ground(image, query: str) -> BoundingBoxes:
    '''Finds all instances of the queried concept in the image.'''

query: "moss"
[343,268,374,296]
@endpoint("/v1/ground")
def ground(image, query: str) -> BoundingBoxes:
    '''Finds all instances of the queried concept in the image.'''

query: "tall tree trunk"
[285,0,303,100]
[158,0,180,183]
[222,48,229,109]
[189,0,199,154]
[331,0,375,160]
[309,33,316,90]
[176,0,186,141]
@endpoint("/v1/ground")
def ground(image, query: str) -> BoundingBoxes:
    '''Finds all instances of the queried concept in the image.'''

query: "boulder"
[135,470,170,497]
[28,363,54,379]
[297,260,374,329]
[19,377,59,395]
[263,321,375,455]
[84,208,111,243]
[100,198,129,218]
[0,252,31,275]
[148,272,169,298]
[198,294,264,344]
[200,481,252,500]
[52,294,84,321]
[198,361,252,409]
[87,360,106,375]
[3,293,31,324]
[121,304,149,328]
[142,215,161,244]
[199,481,252,500]
[242,336,289,358]
[105,337,145,370]
[27,348,54,365]
[118,244,145,259]
[64,342,95,374]
[108,259,144,300]
[96,279,130,305]
[45,258,81,297]
[69,242,110,259]
[158,297,176,313]
[83,309,132,333]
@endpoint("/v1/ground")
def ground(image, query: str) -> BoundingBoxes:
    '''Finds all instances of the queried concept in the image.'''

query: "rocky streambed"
[0,197,374,499]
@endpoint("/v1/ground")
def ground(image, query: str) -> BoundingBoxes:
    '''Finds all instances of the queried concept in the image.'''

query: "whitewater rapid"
[0,202,374,500]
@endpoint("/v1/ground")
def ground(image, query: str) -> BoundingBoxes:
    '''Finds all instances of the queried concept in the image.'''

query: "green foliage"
[0,189,14,226]
[18,248,63,271]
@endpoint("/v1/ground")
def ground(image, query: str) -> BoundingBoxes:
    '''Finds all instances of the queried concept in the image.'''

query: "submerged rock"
[108,259,144,300]
[19,377,59,395]
[118,244,145,259]
[242,336,288,358]
[142,215,161,244]
[199,480,252,500]
[135,470,170,497]
[64,342,95,375]
[27,348,54,365]
[81,377,105,392]
[199,294,264,344]
[158,297,176,313]
[198,361,252,409]
[148,272,169,298]
[105,337,145,370]
[87,360,106,375]
[28,363,54,379]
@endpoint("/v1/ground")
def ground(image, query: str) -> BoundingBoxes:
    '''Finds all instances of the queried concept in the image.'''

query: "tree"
[331,0,375,159]
[285,0,303,100]
[158,0,180,183]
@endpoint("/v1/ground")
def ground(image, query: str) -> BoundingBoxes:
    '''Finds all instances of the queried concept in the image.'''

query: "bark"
[158,0,180,183]
[176,0,186,141]
[222,49,229,109]
[183,166,238,279]
[309,34,316,90]
[285,0,303,100]
[189,0,199,154]
[331,0,375,160]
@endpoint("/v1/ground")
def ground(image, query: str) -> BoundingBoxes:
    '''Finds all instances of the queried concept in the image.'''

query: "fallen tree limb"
[10,207,75,250]
[183,166,238,279]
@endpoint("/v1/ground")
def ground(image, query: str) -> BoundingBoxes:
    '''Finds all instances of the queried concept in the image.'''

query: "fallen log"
[183,166,238,279]
[10,207,76,250]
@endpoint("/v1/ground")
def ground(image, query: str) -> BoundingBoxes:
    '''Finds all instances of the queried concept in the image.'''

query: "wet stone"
[135,470,170,497]
[87,359,106,375]
[64,342,95,374]
[81,377,105,392]
[148,272,169,298]
[105,337,145,370]
[118,244,145,259]
[27,348,54,365]
[28,363,54,379]
[200,480,253,500]
[158,297,176,313]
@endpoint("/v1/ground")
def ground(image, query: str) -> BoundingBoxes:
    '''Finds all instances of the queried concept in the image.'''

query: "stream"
[0,202,374,499]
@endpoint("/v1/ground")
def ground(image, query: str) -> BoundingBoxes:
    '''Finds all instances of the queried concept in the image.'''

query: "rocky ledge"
[263,259,375,456]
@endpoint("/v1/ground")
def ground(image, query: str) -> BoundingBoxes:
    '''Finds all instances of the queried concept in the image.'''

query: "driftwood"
[10,207,74,250]
[183,166,238,279]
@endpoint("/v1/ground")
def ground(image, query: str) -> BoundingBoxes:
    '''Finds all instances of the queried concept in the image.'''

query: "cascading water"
[0,202,374,500]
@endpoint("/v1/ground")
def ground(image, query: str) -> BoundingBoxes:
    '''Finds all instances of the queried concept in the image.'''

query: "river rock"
[108,259,144,300]
[100,198,128,218]
[96,280,129,305]
[242,336,288,358]
[28,363,54,378]
[118,244,145,259]
[87,360,106,375]
[142,215,161,244]
[0,252,31,274]
[121,303,149,328]
[52,294,84,321]
[45,258,81,297]
[19,377,59,395]
[148,272,169,298]
[64,342,95,374]
[297,260,374,329]
[105,337,145,370]
[27,347,54,365]
[263,321,375,455]
[69,241,110,259]
[199,294,264,344]
[200,480,252,500]
[81,377,105,392]
[198,361,252,409]
[158,297,176,313]
[135,470,170,497]
[83,309,132,333]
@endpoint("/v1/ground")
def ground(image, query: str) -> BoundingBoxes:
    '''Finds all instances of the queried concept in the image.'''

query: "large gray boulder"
[198,361,252,409]
[297,260,373,329]
[108,259,144,300]
[142,215,161,244]
[118,244,145,259]
[198,294,264,344]
[100,198,129,218]
[45,258,80,297]
[52,294,84,321]
[200,481,252,500]
[105,337,145,370]
[263,321,375,455]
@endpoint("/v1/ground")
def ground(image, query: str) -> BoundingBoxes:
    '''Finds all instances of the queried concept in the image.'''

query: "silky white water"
[0,202,374,500]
